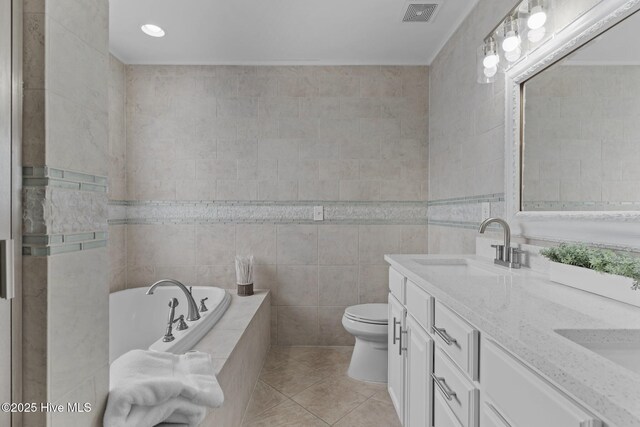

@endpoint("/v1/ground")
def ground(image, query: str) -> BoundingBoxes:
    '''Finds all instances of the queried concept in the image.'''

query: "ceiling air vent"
[403,3,439,23]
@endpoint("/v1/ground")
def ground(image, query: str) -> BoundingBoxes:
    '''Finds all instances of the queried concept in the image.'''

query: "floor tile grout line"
[330,393,378,426]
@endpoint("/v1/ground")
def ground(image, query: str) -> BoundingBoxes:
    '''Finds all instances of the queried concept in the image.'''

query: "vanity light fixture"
[502,16,521,53]
[527,0,547,29]
[482,38,500,68]
[141,24,165,38]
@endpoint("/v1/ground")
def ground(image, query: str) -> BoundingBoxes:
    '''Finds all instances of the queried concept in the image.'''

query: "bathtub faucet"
[146,279,201,321]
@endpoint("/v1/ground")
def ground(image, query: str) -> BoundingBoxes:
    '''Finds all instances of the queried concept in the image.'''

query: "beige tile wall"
[124,65,428,202]
[523,65,640,205]
[427,0,605,254]
[22,0,110,425]
[123,223,427,345]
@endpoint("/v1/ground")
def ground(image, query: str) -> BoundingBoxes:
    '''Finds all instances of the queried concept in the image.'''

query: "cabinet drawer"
[433,348,478,427]
[389,267,406,303]
[405,280,433,331]
[434,386,463,427]
[480,402,511,427]
[482,338,602,427]
[433,301,479,380]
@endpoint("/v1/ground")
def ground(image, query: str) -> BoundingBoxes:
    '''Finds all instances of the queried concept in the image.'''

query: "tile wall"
[523,65,640,209]
[427,0,606,254]
[107,65,430,345]
[22,0,110,425]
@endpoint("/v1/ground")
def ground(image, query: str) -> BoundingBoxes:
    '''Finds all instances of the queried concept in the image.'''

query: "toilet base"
[347,336,388,383]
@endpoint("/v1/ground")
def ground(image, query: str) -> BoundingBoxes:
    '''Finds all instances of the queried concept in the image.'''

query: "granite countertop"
[385,254,640,427]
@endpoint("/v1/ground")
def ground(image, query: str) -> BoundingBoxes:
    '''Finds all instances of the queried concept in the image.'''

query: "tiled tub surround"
[386,253,640,427]
[124,65,428,203]
[523,65,640,210]
[427,0,606,254]
[118,222,427,346]
[190,291,271,426]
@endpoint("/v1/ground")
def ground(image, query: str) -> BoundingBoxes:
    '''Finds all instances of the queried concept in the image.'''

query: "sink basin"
[555,329,640,375]
[411,258,504,277]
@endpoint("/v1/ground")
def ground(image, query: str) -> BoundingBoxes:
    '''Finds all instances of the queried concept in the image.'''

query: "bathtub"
[109,286,231,363]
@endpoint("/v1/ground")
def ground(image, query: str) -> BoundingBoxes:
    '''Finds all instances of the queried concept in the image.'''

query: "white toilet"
[342,303,388,383]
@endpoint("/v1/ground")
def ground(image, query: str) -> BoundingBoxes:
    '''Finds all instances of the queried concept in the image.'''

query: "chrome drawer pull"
[393,317,400,344]
[433,326,457,346]
[431,373,457,401]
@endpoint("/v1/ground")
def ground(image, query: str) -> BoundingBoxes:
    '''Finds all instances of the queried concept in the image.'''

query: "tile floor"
[241,346,402,426]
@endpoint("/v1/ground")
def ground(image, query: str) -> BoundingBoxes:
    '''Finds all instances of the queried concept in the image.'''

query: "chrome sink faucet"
[146,279,201,321]
[478,217,522,269]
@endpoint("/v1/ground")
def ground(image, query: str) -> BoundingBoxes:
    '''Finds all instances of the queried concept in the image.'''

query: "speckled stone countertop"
[385,254,640,427]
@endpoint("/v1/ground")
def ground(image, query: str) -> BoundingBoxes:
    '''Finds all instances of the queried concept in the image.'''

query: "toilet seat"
[344,304,388,325]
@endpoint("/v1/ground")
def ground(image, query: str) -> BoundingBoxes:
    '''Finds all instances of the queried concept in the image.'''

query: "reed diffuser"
[235,255,254,296]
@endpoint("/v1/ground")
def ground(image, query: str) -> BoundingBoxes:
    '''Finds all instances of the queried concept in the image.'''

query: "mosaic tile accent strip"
[522,201,640,211]
[108,200,428,225]
[23,166,109,255]
[427,193,505,229]
[23,231,107,256]
[23,166,108,192]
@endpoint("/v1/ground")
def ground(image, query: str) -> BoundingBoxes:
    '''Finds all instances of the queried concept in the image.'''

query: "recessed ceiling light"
[141,24,165,38]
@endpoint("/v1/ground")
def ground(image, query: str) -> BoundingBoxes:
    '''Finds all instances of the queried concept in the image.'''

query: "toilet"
[342,303,388,383]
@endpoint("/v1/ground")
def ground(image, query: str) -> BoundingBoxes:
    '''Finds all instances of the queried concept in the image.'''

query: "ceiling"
[109,0,478,65]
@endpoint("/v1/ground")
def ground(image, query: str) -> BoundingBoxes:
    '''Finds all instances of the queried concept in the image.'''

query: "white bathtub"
[109,286,231,363]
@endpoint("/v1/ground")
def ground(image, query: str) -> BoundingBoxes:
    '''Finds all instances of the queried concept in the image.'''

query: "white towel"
[104,349,224,427]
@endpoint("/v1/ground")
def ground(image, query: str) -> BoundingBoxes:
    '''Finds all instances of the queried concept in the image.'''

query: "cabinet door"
[388,293,406,424]
[406,315,433,427]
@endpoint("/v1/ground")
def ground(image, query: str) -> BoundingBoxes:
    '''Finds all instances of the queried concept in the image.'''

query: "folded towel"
[104,350,224,427]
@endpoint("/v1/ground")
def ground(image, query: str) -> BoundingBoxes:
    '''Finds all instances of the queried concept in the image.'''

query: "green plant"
[540,243,640,290]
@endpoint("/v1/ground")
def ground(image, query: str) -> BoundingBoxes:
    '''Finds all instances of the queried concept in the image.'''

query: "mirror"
[521,10,640,211]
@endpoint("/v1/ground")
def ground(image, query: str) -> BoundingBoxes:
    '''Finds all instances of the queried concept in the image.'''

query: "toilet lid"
[344,304,388,324]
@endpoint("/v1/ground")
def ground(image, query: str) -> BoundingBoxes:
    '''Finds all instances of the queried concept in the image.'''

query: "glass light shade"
[505,46,522,62]
[477,42,499,84]
[483,66,498,78]
[527,26,546,43]
[483,53,500,68]
[502,31,521,52]
[527,5,547,29]
[141,24,165,37]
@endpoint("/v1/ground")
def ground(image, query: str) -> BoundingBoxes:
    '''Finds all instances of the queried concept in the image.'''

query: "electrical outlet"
[313,206,324,221]
[482,202,491,219]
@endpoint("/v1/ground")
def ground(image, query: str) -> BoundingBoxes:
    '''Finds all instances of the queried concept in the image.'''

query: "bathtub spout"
[146,279,201,321]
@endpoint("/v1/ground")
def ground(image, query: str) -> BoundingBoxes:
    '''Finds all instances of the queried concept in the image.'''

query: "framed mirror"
[505,0,640,250]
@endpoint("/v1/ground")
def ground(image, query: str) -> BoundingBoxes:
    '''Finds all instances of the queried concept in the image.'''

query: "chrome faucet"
[146,279,201,321]
[478,217,522,269]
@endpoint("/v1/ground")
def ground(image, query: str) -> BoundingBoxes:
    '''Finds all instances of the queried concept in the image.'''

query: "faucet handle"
[490,244,505,262]
[200,297,209,312]
[189,286,193,295]
[174,315,189,331]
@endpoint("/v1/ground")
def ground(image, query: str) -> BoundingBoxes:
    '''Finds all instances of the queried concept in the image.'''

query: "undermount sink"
[411,258,505,277]
[555,329,640,375]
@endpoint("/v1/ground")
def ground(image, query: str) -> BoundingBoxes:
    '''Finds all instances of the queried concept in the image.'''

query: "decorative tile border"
[427,193,505,229]
[522,201,640,211]
[23,166,109,256]
[108,200,428,225]
[23,166,107,192]
[23,231,107,256]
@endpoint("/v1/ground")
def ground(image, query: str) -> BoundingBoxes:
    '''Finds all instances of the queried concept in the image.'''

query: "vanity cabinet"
[406,314,433,427]
[388,292,406,423]
[388,266,604,427]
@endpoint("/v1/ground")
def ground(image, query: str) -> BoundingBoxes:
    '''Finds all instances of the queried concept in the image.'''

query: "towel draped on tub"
[104,349,224,427]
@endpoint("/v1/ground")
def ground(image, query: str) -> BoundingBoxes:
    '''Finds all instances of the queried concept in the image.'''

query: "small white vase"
[548,262,640,308]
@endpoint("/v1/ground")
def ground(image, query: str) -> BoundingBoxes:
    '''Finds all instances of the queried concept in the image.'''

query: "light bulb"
[483,53,499,68]
[505,46,522,62]
[484,66,497,78]
[141,24,165,38]
[527,5,547,29]
[528,26,546,43]
[502,31,520,52]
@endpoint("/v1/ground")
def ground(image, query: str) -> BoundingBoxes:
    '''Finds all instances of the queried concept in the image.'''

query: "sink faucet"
[146,279,201,321]
[478,217,522,269]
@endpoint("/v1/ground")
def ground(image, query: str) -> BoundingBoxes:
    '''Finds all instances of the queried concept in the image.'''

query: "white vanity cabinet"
[387,266,604,427]
[388,292,406,423]
[406,314,433,427]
